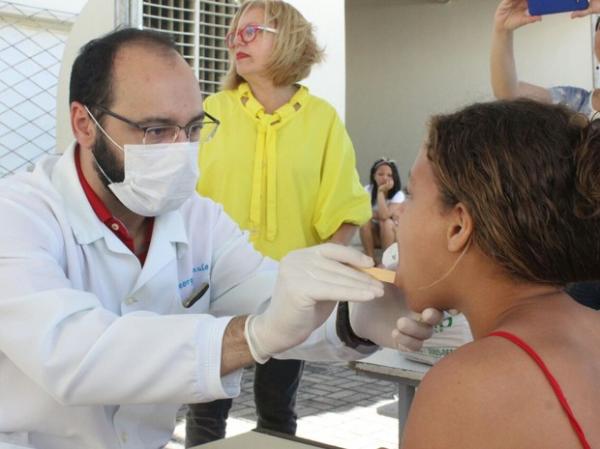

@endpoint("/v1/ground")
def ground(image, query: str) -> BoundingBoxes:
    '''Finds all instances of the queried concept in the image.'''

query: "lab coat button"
[125,297,136,305]
[120,432,128,443]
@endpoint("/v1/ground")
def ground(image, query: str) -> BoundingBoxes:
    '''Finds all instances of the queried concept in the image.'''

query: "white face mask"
[105,141,200,217]
[86,106,200,217]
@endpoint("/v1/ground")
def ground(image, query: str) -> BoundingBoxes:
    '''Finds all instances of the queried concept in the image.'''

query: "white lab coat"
[0,144,369,449]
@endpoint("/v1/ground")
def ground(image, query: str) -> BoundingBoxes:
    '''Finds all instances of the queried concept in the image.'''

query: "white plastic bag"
[402,313,472,365]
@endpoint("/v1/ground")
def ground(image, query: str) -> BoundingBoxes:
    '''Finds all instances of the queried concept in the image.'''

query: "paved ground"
[168,361,401,449]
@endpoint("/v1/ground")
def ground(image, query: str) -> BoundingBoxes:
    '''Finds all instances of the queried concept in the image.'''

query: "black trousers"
[185,358,304,447]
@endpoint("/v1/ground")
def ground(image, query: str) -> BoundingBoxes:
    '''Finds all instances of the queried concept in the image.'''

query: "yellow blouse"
[197,82,370,260]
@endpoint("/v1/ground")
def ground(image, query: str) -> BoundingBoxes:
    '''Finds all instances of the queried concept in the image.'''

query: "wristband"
[335,302,376,349]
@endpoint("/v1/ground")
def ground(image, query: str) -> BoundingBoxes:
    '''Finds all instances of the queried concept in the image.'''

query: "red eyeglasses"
[225,23,278,49]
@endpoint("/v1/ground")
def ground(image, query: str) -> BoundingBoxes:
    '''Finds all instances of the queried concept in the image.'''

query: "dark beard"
[92,133,125,187]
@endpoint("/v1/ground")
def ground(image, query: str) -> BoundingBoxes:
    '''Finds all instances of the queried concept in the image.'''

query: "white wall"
[55,0,116,150]
[286,0,346,119]
[346,0,593,183]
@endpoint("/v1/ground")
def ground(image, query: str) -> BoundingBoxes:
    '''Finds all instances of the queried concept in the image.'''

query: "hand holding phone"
[494,0,542,33]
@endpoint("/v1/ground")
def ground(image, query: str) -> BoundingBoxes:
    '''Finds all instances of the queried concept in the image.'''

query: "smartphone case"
[528,0,589,15]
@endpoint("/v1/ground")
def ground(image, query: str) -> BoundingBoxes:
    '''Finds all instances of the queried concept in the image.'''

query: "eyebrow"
[136,112,205,126]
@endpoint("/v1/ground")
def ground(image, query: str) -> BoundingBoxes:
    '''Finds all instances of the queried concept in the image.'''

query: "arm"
[375,181,395,220]
[220,316,254,375]
[244,244,385,363]
[329,223,358,245]
[349,283,442,351]
[246,244,443,363]
[208,206,442,363]
[490,0,551,102]
[0,196,243,406]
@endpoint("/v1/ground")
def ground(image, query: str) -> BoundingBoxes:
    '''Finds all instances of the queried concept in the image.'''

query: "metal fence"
[0,1,75,178]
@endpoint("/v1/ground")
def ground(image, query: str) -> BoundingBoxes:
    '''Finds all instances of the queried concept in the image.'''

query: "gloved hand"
[349,283,444,352]
[245,244,384,363]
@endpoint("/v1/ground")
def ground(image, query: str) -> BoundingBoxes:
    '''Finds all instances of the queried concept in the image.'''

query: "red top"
[489,330,591,449]
[74,146,154,265]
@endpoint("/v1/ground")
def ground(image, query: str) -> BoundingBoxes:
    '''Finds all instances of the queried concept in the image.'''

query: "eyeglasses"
[225,23,278,49]
[91,105,220,145]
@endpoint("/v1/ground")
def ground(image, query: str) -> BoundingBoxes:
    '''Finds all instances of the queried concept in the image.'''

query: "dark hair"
[69,28,179,114]
[368,158,402,206]
[426,98,600,285]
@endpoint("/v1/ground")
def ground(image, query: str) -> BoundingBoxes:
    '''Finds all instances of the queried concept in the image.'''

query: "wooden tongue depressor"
[359,267,396,283]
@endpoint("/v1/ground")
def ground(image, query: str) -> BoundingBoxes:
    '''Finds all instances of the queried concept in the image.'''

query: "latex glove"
[393,308,444,352]
[349,283,444,351]
[245,244,384,363]
[348,283,407,348]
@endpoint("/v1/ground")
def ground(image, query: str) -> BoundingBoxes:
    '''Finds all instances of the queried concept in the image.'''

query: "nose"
[174,127,189,143]
[233,31,244,48]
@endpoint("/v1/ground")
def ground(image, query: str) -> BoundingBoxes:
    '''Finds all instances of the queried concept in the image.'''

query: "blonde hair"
[222,0,324,90]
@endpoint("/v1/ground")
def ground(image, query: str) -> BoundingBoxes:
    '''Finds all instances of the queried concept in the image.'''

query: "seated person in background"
[491,0,600,310]
[359,158,404,263]
[392,99,599,449]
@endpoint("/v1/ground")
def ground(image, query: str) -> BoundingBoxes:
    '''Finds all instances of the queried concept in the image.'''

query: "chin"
[403,286,447,314]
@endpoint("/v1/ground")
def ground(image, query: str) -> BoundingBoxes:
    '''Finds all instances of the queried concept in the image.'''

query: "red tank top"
[488,331,591,449]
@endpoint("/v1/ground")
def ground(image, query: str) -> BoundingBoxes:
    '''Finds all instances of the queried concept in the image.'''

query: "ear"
[446,202,473,253]
[70,102,97,150]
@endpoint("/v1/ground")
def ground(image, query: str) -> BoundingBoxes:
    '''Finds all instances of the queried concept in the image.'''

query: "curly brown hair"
[426,99,600,285]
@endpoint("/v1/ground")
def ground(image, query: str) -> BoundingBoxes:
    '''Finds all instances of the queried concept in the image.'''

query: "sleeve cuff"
[194,315,243,401]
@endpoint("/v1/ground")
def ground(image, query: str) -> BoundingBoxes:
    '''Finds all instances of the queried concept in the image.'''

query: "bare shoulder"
[401,337,538,449]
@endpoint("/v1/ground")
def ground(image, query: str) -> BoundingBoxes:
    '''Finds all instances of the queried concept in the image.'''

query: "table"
[189,429,344,449]
[349,348,430,445]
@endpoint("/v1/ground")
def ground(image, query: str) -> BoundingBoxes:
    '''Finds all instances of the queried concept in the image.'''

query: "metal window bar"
[141,0,237,96]
[0,1,75,178]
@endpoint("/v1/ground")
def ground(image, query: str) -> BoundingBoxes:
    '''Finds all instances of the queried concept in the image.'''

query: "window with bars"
[141,0,237,96]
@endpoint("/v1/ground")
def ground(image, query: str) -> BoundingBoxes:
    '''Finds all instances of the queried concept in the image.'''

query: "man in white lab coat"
[0,29,439,449]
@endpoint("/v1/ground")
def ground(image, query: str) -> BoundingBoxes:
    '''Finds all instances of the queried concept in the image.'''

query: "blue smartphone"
[528,0,589,15]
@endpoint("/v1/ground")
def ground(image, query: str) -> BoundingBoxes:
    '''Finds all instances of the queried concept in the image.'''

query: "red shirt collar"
[74,145,153,264]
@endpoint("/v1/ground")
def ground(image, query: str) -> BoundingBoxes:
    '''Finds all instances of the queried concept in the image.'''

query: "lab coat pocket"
[175,279,211,314]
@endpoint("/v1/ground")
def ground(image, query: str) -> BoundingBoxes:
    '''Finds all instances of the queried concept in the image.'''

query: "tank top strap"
[488,331,591,449]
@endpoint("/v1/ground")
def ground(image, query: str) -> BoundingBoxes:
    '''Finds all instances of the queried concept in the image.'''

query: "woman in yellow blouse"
[188,1,371,446]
